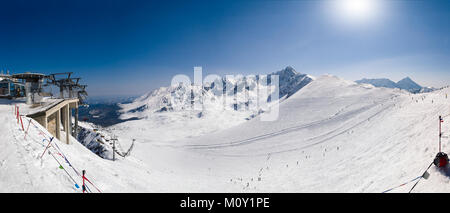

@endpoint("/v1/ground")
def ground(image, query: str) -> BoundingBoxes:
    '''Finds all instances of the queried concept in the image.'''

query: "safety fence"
[14,104,102,193]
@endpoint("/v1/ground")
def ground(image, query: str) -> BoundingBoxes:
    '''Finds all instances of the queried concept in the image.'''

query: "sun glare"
[342,0,373,16]
[334,0,380,24]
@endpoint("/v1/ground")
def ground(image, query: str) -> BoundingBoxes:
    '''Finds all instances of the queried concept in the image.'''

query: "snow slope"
[0,100,213,192]
[2,74,450,193]
[356,78,398,89]
[110,67,313,144]
[116,75,450,192]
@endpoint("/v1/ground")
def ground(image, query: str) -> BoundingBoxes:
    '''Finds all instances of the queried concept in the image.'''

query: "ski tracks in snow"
[183,99,395,156]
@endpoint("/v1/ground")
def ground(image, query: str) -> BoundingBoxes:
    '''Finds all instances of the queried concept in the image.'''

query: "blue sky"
[1,0,449,96]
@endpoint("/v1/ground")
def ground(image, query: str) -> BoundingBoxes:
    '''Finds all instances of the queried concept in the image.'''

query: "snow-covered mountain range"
[3,66,450,193]
[3,73,450,193]
[356,77,435,93]
[101,66,314,144]
[118,66,313,121]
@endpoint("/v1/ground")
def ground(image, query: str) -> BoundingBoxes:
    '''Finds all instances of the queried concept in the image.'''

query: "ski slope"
[111,67,313,144]
[0,100,195,192]
[114,75,450,192]
[1,75,450,192]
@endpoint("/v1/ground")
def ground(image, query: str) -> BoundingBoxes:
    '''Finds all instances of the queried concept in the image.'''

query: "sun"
[341,0,374,17]
[334,0,380,24]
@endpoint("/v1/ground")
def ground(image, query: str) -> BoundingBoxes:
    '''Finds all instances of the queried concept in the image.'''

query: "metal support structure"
[45,72,87,104]
[439,115,442,153]
[60,87,64,99]
[113,138,116,161]
[110,135,119,161]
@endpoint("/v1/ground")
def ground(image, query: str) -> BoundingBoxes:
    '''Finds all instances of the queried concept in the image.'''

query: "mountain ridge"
[118,66,314,120]
[356,77,434,93]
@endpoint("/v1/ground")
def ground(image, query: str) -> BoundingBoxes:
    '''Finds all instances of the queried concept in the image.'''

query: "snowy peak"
[356,77,433,93]
[118,66,314,120]
[396,77,422,91]
[270,66,313,98]
[275,66,297,77]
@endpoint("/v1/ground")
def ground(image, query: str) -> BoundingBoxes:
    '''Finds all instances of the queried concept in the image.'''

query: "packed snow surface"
[1,75,450,192]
